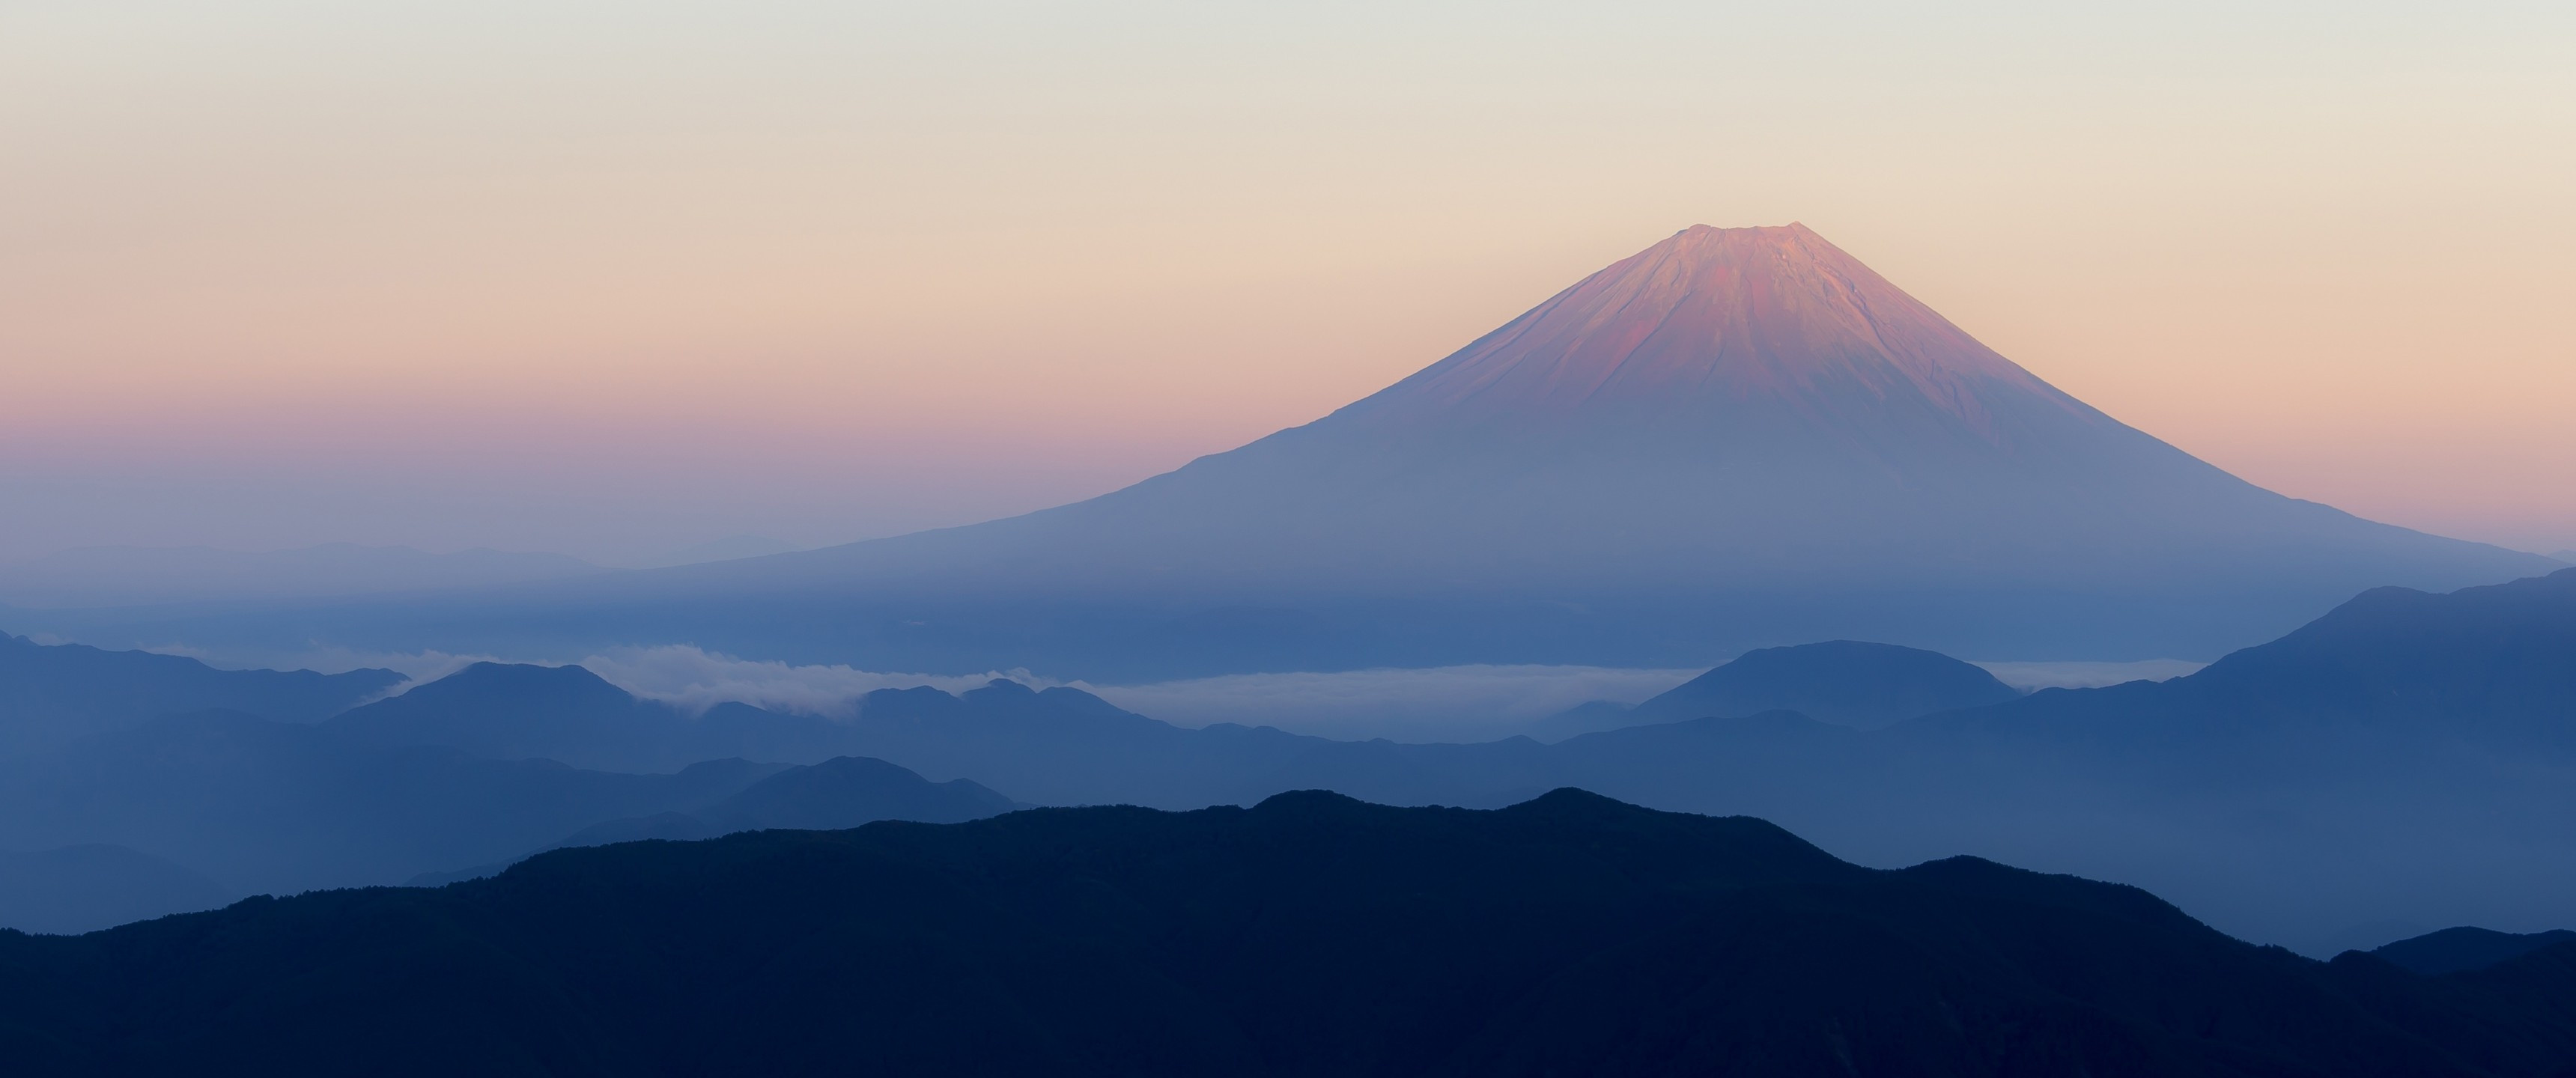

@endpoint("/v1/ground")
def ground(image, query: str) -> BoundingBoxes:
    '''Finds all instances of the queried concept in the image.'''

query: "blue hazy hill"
[5,570,2572,943]
[0,710,787,898]
[412,755,1019,886]
[1534,639,2023,738]
[0,633,402,756]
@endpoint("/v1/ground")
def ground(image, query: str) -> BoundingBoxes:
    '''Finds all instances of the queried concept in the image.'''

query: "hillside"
[3,792,2573,1076]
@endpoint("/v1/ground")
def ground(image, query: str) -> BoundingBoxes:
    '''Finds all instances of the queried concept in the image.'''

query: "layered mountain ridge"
[4,569,2574,942]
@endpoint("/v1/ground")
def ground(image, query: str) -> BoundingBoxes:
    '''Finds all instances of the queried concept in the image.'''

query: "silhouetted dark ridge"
[7,792,2576,1075]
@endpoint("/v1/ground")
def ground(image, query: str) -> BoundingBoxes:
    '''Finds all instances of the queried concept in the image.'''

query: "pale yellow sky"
[3,1,2571,561]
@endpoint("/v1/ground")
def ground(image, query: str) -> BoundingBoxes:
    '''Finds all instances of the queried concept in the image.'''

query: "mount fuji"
[61,225,2554,678]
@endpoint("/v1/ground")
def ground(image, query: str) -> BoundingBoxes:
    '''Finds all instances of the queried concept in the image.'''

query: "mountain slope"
[73,223,2541,679]
[1921,567,2576,755]
[4,792,2576,1076]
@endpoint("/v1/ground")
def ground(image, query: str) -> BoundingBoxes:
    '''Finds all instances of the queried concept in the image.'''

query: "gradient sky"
[4,1,2572,564]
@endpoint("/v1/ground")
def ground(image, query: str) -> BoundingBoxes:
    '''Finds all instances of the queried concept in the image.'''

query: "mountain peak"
[374,226,2554,680]
[1334,222,2085,447]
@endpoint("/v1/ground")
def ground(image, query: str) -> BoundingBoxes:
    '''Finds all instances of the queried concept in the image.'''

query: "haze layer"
[126,225,2549,679]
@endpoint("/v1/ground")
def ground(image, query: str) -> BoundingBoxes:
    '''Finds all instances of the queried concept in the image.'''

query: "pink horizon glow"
[4,3,2572,564]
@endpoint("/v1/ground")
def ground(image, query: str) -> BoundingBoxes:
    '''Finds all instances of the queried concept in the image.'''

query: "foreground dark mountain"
[0,633,401,756]
[4,791,2574,1077]
[22,225,2549,678]
[1536,639,2022,738]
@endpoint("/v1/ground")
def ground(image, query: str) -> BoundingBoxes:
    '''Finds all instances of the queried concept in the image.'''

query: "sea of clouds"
[222,645,2206,744]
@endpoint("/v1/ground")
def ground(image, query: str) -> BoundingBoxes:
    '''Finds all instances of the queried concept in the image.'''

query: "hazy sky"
[4,1,2572,564]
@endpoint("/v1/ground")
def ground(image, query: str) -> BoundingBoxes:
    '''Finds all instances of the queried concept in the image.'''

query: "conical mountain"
[759,225,2527,594]
[1339,222,2086,436]
[220,226,2560,679]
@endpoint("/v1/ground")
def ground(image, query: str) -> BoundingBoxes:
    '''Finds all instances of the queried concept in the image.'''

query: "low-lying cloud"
[234,644,2204,743]
[1972,660,2208,692]
[578,646,1037,717]
[581,651,1701,743]
[249,644,1036,716]
[276,645,1697,741]
[1084,665,1702,743]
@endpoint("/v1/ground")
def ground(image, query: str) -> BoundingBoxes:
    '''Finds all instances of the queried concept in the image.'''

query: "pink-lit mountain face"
[176,226,2560,677]
[1278,222,2196,520]
[1344,223,2083,442]
[956,223,2437,594]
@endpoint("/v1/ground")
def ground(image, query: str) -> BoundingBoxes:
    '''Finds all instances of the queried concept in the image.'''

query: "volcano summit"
[130,225,2556,678]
